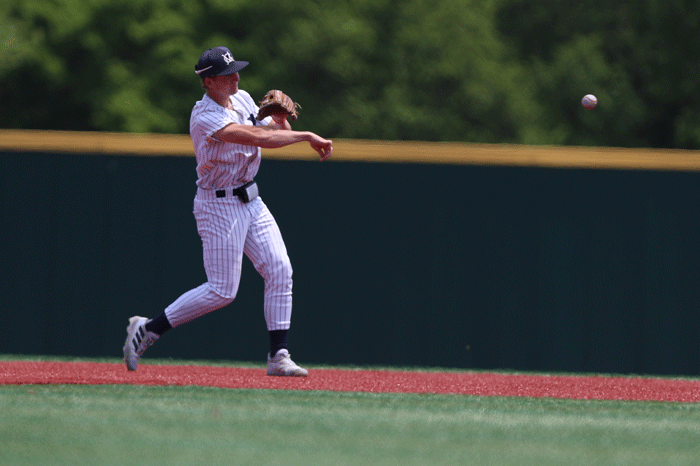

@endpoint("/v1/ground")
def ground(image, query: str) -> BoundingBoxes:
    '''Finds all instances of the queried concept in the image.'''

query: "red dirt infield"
[1,361,699,402]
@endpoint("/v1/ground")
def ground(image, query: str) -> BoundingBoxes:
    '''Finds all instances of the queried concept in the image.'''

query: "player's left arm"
[213,123,332,161]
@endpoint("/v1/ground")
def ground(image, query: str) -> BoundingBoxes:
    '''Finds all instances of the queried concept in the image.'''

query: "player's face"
[211,73,240,95]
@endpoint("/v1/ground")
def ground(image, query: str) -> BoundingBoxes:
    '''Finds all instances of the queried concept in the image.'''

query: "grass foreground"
[1,358,699,466]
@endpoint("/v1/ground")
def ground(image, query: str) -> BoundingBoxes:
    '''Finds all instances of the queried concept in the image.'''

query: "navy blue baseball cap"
[194,46,249,78]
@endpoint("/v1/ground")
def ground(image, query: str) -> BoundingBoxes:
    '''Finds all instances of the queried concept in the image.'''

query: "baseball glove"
[257,90,300,121]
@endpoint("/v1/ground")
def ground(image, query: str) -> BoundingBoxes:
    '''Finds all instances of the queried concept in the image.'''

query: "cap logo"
[222,51,234,65]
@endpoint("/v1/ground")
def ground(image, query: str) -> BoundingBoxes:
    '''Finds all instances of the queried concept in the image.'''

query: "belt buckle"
[239,182,258,202]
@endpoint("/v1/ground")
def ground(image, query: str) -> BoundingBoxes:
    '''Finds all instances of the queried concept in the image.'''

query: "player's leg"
[244,199,293,333]
[164,198,250,326]
[244,199,307,376]
[123,199,248,370]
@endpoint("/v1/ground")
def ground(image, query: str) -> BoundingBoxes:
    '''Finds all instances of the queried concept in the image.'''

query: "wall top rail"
[3,129,700,171]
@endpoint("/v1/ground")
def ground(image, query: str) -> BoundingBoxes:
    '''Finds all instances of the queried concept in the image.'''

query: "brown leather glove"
[257,90,300,121]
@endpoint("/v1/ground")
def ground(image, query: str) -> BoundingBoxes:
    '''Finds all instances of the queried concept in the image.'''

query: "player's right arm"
[214,123,333,161]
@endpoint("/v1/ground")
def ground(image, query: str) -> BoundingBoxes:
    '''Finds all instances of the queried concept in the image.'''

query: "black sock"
[145,312,172,336]
[269,329,289,357]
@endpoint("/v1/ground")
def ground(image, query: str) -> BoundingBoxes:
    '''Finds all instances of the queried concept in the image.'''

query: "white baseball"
[582,94,597,109]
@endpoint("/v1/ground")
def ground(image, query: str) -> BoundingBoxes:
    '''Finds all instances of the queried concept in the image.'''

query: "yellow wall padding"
[2,129,700,171]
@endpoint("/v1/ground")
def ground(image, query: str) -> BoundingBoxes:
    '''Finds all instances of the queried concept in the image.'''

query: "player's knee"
[204,266,244,299]
[207,282,239,303]
[218,294,236,306]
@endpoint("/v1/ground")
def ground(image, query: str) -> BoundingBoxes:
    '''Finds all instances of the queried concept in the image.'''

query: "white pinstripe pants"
[164,193,293,331]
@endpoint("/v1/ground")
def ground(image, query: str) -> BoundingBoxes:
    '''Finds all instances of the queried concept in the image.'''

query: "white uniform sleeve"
[195,108,235,141]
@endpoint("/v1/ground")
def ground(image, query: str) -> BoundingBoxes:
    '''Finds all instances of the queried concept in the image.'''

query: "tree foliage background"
[1,0,699,148]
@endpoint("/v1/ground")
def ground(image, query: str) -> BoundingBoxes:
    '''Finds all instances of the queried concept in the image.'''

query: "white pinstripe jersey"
[189,90,271,190]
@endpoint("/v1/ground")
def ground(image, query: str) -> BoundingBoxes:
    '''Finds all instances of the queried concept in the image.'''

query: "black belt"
[216,181,254,197]
[216,185,246,198]
[215,181,257,202]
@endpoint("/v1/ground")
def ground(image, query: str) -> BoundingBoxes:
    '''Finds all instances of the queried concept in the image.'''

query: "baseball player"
[122,46,333,376]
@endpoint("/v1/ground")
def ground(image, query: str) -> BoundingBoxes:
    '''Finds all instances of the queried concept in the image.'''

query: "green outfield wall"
[2,131,700,375]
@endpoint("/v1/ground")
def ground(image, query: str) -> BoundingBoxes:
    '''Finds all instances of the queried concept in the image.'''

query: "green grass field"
[2,358,700,466]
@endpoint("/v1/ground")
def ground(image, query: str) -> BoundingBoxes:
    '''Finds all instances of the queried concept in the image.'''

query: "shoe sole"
[267,368,309,377]
[123,316,146,371]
